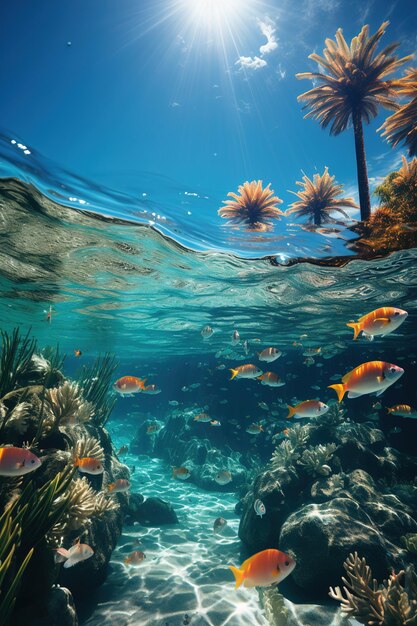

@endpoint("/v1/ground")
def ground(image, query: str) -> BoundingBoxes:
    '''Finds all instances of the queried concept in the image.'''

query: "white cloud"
[235,55,267,70]
[235,16,278,72]
[258,20,278,56]
[170,101,181,108]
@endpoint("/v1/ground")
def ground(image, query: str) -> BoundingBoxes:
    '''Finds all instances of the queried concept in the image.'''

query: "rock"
[126,492,145,519]
[14,586,78,626]
[279,497,398,596]
[126,496,178,526]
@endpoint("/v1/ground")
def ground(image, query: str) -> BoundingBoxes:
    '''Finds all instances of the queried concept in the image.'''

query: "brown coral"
[218,180,283,231]
[329,551,417,625]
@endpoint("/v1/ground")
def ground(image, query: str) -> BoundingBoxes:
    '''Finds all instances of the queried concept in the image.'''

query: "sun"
[179,0,244,28]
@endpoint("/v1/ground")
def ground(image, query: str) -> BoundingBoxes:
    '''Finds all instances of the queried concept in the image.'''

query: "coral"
[0,328,37,399]
[1,401,32,435]
[329,551,417,625]
[270,440,300,469]
[297,443,337,476]
[286,423,311,449]
[77,354,117,426]
[71,434,105,464]
[218,180,284,231]
[260,586,288,625]
[54,477,118,535]
[45,381,93,428]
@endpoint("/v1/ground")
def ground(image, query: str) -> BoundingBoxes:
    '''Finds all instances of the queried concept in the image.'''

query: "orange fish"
[258,372,285,387]
[287,400,328,419]
[108,478,131,493]
[386,404,417,418]
[230,364,263,380]
[210,420,221,427]
[74,457,104,475]
[113,376,147,396]
[229,549,296,589]
[172,466,191,480]
[124,550,146,566]
[74,349,82,357]
[0,446,42,476]
[329,361,404,402]
[55,540,94,568]
[347,307,408,341]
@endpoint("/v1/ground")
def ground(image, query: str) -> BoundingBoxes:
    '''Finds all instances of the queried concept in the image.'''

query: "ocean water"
[1,131,416,626]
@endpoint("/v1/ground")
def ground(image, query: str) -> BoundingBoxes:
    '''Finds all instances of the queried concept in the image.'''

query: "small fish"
[300,334,308,340]
[246,424,263,435]
[287,400,329,419]
[74,349,82,357]
[210,420,221,427]
[347,307,408,341]
[213,517,228,534]
[55,541,94,568]
[258,348,282,363]
[216,364,226,370]
[189,382,201,389]
[311,385,320,391]
[108,478,131,493]
[74,457,104,475]
[388,427,402,435]
[258,401,269,411]
[303,347,321,357]
[229,549,296,589]
[215,471,232,485]
[113,376,147,396]
[292,341,302,347]
[257,372,285,387]
[329,361,404,402]
[201,325,214,339]
[142,384,161,395]
[372,401,382,410]
[386,404,417,418]
[219,399,228,405]
[117,445,129,456]
[243,340,249,355]
[230,364,263,380]
[169,400,179,406]
[0,446,42,477]
[44,305,54,323]
[130,465,136,474]
[194,412,211,422]
[124,550,146,566]
[231,330,240,345]
[147,423,161,435]
[254,499,266,518]
[172,466,191,480]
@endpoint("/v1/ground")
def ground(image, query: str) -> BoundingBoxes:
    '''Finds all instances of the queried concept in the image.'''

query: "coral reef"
[329,551,417,625]
[0,329,127,625]
[238,412,417,597]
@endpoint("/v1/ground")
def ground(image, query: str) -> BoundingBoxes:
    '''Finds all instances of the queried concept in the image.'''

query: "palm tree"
[380,68,417,156]
[296,22,411,221]
[218,180,284,231]
[286,167,358,226]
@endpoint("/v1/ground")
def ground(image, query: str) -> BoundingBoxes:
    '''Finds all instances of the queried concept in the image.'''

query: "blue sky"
[0,0,416,211]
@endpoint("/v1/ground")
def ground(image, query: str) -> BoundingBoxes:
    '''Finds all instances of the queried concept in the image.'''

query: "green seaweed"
[0,328,37,400]
[77,353,118,426]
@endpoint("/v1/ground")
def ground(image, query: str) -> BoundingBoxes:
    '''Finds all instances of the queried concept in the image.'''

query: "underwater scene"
[1,1,417,625]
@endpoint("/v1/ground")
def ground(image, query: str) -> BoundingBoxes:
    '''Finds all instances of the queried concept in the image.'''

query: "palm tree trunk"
[352,108,371,221]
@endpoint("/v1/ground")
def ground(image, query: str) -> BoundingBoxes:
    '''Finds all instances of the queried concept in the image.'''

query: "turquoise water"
[1,136,416,626]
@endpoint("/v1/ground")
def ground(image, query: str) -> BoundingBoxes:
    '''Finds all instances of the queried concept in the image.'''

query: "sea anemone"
[71,434,105,464]
[45,381,94,428]
[218,180,283,232]
[53,477,118,535]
